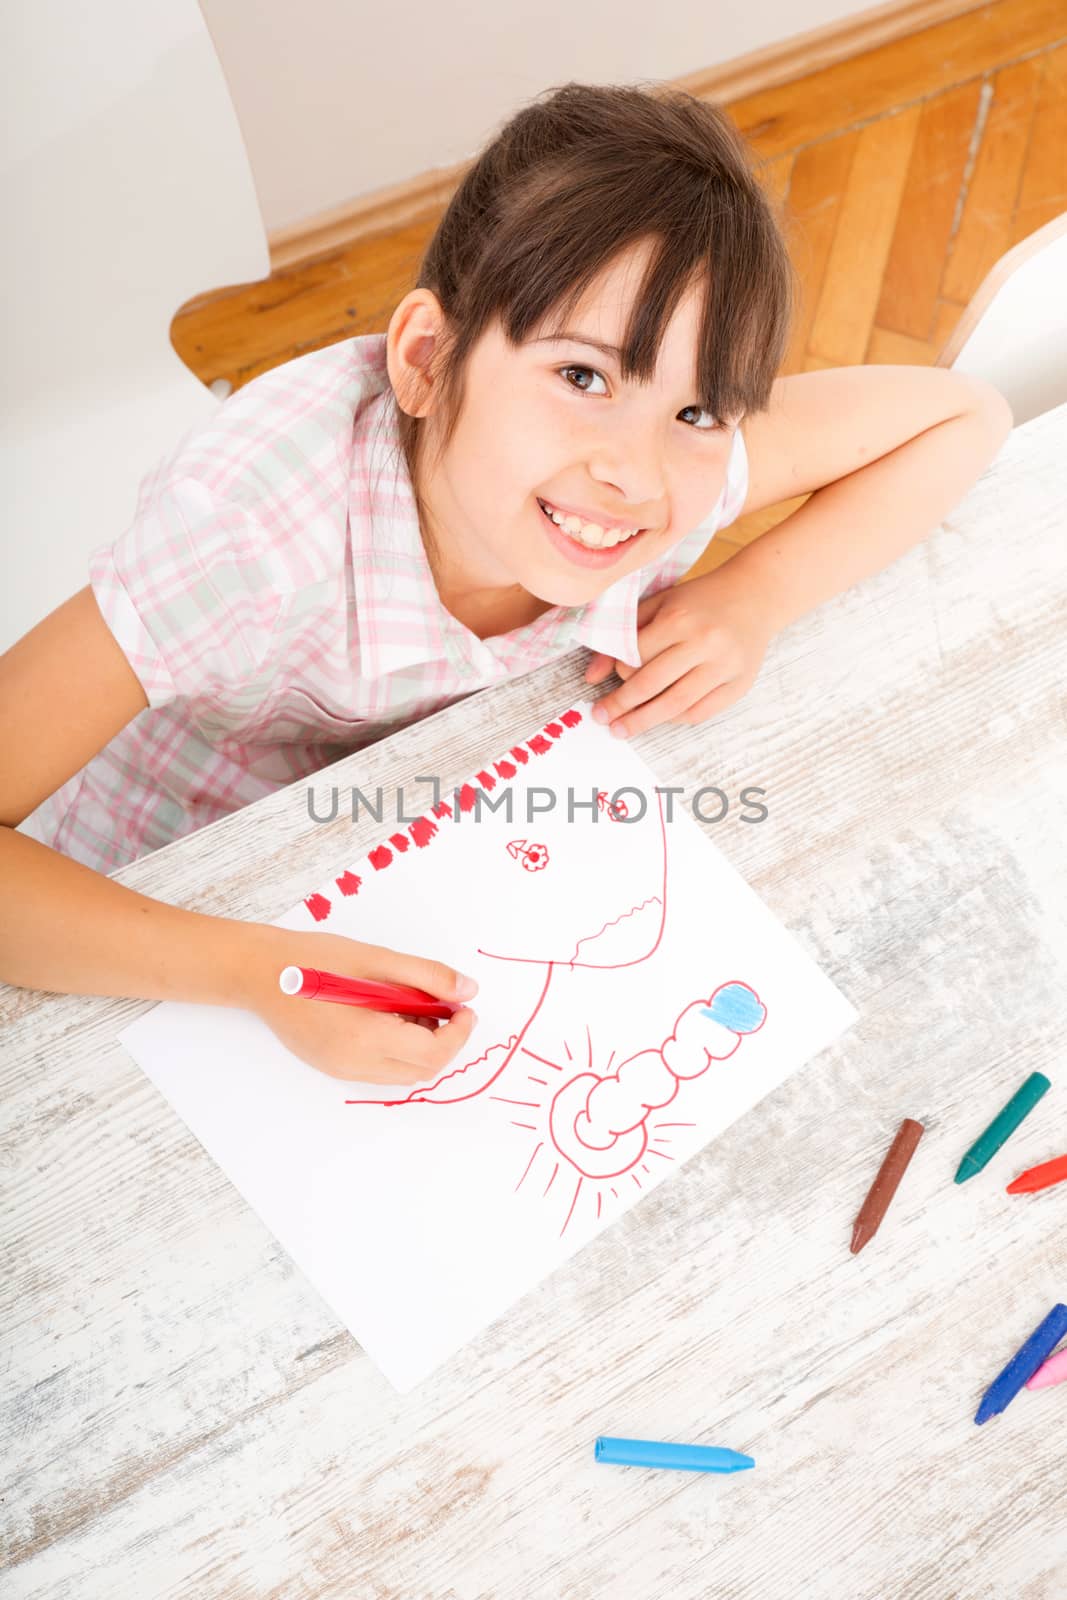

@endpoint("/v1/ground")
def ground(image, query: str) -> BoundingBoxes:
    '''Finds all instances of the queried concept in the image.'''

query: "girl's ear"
[386,290,448,418]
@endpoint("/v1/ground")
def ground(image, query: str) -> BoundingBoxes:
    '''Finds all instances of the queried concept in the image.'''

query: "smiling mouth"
[536,497,649,561]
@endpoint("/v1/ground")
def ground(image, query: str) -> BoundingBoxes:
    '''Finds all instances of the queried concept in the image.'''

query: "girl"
[0,82,1011,1085]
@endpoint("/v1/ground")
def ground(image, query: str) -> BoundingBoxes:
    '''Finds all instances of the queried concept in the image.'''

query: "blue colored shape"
[974,1302,1067,1424]
[701,982,766,1035]
[594,1436,754,1473]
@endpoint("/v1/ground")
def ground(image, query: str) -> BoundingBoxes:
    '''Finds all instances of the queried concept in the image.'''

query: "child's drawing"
[347,781,768,1236]
[597,789,628,820]
[506,839,549,871]
[116,699,857,1391]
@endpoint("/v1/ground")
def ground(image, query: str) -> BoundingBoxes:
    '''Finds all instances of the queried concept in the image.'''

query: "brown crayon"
[850,1117,925,1254]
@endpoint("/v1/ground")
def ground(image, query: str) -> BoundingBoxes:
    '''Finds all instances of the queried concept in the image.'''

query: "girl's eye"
[558,366,720,430]
[559,364,608,396]
[679,404,719,432]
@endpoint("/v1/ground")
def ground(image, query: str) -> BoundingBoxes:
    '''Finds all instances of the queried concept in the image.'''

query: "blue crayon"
[974,1302,1067,1424]
[594,1436,754,1473]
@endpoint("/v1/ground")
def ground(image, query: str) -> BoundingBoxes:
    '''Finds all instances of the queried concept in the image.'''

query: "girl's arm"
[0,587,256,1006]
[0,591,477,1080]
[725,364,1015,633]
[587,365,1013,737]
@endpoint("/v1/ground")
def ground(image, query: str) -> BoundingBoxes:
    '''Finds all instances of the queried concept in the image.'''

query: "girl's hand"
[583,568,776,739]
[243,927,479,1087]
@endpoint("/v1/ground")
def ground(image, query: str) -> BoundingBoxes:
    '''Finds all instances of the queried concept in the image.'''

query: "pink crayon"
[1025,1346,1067,1391]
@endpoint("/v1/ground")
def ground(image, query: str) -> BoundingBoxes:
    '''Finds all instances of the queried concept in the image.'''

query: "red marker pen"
[279,965,460,1020]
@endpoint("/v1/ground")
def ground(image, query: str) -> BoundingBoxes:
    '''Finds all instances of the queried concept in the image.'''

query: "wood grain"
[754,151,794,211]
[867,299,964,363]
[809,106,922,365]
[1010,43,1067,244]
[727,0,1067,158]
[874,80,984,341]
[941,57,1045,303]
[779,132,863,375]
[3,405,1065,1600]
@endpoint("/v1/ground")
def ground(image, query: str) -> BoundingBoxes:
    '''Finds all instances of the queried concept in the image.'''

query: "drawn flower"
[596,789,628,821]
[507,838,550,872]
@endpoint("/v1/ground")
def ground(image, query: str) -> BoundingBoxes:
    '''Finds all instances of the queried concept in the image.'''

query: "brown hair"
[392,80,796,531]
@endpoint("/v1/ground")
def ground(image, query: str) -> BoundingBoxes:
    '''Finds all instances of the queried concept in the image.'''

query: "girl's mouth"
[536,497,648,570]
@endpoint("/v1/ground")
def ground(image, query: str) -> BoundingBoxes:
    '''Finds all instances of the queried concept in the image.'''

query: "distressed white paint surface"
[3,404,1066,1600]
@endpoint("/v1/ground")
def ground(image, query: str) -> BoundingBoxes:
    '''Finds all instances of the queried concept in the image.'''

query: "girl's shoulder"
[162,332,392,509]
[122,333,395,588]
[91,336,398,704]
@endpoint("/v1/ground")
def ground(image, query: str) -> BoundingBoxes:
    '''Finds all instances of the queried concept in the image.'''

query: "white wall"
[1,0,268,650]
[199,0,877,235]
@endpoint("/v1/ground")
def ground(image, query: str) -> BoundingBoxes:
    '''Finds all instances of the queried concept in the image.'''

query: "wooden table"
[4,402,1066,1600]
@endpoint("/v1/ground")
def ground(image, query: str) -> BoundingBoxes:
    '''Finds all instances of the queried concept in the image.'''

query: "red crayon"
[1006,1153,1067,1194]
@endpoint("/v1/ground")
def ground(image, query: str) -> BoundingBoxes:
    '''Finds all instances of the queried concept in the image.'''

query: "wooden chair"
[936,212,1067,427]
[0,0,269,653]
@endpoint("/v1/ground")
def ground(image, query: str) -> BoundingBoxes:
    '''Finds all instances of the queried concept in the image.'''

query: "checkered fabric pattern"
[23,333,748,872]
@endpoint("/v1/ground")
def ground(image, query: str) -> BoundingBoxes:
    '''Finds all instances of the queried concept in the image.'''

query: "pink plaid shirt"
[24,333,748,873]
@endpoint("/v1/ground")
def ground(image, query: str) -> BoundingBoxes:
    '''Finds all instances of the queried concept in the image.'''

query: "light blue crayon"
[594,1436,754,1473]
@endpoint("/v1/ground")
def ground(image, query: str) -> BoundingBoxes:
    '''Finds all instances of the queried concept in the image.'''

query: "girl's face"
[416,240,741,614]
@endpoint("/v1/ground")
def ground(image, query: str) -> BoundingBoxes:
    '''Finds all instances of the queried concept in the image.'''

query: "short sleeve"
[716,424,749,531]
[89,474,287,712]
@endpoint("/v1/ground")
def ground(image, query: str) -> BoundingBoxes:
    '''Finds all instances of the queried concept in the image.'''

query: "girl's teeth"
[541,500,637,549]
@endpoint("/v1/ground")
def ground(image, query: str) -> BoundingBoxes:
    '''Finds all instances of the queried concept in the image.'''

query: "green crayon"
[954,1071,1051,1183]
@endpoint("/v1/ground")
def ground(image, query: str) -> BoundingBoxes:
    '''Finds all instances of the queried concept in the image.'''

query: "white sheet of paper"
[119,701,858,1391]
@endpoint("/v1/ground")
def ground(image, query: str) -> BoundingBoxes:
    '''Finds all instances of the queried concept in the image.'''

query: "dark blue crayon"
[974,1302,1067,1424]
[594,1436,754,1472]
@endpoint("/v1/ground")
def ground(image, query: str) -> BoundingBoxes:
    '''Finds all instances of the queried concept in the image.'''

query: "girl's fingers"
[610,668,723,739]
[583,651,615,682]
[674,678,744,724]
[358,1003,478,1071]
[359,1054,455,1088]
[316,1004,477,1084]
[592,641,699,728]
[345,944,478,1003]
[377,1060,435,1085]
[633,588,671,632]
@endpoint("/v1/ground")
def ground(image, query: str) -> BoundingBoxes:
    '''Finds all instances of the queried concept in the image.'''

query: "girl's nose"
[586,444,664,513]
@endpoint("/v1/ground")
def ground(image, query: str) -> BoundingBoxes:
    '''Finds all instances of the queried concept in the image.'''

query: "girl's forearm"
[0,824,283,1006]
[718,392,1013,633]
